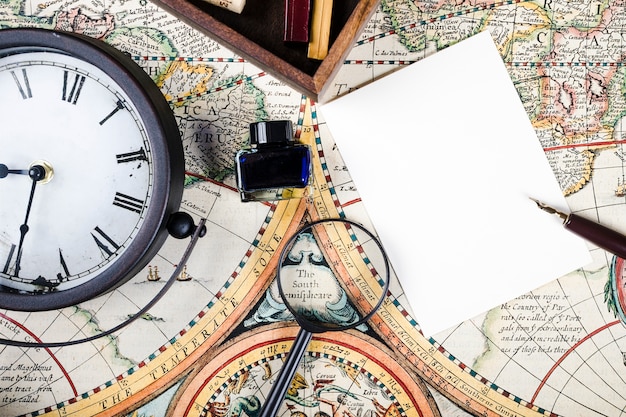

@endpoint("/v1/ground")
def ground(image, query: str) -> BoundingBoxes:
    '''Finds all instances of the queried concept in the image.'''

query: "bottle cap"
[249,120,294,146]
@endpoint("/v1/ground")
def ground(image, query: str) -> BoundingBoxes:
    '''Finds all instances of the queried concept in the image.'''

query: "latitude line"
[0,312,78,397]
[353,0,529,47]
[531,319,620,403]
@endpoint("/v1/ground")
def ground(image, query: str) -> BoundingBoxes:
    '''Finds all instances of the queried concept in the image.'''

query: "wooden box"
[152,0,379,101]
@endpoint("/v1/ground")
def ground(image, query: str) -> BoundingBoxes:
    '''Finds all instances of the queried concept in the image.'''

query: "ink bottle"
[236,120,312,202]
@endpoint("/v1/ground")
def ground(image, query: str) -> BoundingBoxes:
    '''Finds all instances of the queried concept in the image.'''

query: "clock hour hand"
[13,165,46,276]
[0,164,30,178]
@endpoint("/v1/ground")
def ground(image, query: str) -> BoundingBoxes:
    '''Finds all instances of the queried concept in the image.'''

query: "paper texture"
[320,30,592,337]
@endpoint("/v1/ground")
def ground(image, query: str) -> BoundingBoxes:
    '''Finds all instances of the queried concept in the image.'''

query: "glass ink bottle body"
[236,120,312,202]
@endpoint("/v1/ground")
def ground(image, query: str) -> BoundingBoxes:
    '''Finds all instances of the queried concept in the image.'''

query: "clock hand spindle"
[0,164,30,178]
[13,165,46,276]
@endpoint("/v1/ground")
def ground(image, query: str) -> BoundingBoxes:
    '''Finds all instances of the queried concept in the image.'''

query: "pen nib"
[530,198,568,221]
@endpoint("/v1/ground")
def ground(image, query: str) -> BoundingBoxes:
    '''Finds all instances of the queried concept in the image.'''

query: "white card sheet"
[320,30,592,337]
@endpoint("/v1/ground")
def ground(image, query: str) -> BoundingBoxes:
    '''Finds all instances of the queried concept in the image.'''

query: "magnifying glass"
[258,218,390,417]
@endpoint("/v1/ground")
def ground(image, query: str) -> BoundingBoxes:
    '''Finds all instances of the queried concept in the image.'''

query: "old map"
[1,0,626,416]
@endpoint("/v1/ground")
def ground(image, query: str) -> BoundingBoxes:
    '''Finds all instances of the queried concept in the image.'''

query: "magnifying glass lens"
[278,219,390,333]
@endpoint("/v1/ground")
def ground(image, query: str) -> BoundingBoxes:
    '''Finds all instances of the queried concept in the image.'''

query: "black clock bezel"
[0,28,185,311]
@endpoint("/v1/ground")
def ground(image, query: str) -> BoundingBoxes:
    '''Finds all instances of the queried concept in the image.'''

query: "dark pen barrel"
[565,214,626,259]
[257,328,314,417]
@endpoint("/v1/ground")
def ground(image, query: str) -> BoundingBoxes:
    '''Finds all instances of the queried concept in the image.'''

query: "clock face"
[0,29,184,311]
[0,51,153,293]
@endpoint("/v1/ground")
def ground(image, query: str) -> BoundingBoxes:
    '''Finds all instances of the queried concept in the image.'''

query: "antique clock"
[0,28,186,311]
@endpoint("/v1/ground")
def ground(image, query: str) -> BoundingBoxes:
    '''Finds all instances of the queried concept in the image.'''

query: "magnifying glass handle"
[258,327,314,417]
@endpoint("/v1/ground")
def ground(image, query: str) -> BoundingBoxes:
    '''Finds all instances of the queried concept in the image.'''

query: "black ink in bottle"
[236,120,312,202]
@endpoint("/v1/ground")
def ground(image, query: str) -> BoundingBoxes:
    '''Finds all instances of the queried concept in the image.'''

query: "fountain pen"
[531,198,626,259]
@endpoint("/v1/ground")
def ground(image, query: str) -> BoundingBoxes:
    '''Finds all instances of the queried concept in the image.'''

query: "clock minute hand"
[0,164,30,178]
[13,165,46,276]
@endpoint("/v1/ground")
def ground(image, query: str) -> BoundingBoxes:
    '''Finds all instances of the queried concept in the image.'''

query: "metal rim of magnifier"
[276,218,391,334]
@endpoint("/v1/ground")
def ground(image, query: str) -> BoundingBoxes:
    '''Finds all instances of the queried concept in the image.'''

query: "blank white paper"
[320,30,592,337]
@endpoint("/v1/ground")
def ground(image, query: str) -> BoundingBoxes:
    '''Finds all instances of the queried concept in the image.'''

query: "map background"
[1,0,626,416]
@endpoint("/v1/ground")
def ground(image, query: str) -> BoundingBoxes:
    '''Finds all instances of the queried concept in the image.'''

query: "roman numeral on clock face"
[2,244,16,274]
[116,148,147,163]
[91,226,120,257]
[11,68,32,99]
[62,70,85,104]
[113,192,145,214]
[58,249,70,281]
[100,100,125,125]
